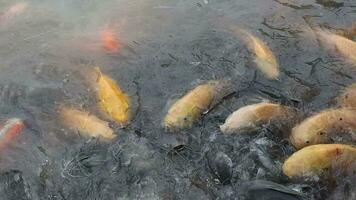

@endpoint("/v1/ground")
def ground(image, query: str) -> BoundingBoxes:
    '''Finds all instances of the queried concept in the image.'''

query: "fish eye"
[339,118,342,121]
[183,117,188,121]
[306,140,310,144]
[319,131,325,136]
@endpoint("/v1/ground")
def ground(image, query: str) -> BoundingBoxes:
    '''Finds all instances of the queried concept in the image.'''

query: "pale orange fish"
[316,29,356,63]
[336,83,356,108]
[290,108,356,149]
[0,2,28,24]
[220,102,299,135]
[239,29,280,79]
[58,106,116,140]
[100,27,120,53]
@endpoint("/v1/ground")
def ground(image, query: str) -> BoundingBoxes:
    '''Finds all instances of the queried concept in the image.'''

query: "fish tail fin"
[207,79,235,110]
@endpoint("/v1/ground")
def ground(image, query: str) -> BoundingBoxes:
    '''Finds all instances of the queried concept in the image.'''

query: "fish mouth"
[289,133,302,149]
[290,137,307,150]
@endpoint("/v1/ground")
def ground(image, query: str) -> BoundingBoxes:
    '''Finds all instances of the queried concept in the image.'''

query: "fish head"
[290,121,327,149]
[163,104,199,131]
[282,154,308,178]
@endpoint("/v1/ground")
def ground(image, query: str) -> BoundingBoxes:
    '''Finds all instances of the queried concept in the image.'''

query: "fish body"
[290,108,356,149]
[220,102,298,134]
[95,68,131,126]
[242,30,279,79]
[336,83,356,108]
[0,2,28,24]
[100,27,119,52]
[283,144,356,178]
[164,80,232,131]
[58,107,115,140]
[0,118,24,143]
[316,30,356,62]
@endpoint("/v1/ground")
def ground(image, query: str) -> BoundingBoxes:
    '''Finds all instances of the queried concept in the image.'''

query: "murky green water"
[0,0,355,199]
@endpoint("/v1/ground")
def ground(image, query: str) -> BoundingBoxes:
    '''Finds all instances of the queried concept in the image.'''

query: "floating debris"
[290,108,356,149]
[163,80,233,131]
[94,67,131,126]
[283,144,356,178]
[220,102,299,135]
[58,106,116,140]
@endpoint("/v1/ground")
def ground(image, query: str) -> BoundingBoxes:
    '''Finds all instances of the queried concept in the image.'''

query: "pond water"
[0,0,355,199]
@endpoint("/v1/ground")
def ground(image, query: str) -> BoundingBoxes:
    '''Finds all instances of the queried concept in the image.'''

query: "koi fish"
[164,80,232,131]
[58,106,116,140]
[316,29,356,63]
[100,26,120,53]
[283,144,356,178]
[0,118,24,143]
[220,102,298,134]
[94,67,131,126]
[239,29,280,79]
[0,2,28,24]
[336,83,356,108]
[290,108,356,149]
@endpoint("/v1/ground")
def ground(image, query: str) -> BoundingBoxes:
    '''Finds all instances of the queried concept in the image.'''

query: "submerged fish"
[58,106,115,140]
[336,83,356,108]
[0,2,28,24]
[283,144,356,178]
[220,102,298,134]
[238,180,303,200]
[163,80,232,131]
[0,118,24,145]
[207,151,233,184]
[100,26,120,53]
[94,67,131,126]
[240,30,280,79]
[290,108,356,149]
[316,29,356,63]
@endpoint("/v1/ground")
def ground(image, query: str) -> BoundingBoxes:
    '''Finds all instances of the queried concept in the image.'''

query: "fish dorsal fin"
[94,67,103,82]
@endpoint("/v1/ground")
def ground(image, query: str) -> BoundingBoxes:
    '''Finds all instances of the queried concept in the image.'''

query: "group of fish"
[0,2,123,144]
[165,80,356,181]
[0,1,355,197]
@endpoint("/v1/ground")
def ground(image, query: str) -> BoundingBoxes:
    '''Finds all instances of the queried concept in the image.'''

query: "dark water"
[0,0,355,199]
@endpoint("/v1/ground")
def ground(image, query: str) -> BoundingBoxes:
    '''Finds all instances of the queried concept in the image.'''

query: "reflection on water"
[0,0,355,199]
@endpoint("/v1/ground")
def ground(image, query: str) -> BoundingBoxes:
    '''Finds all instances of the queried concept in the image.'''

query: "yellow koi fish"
[94,67,131,126]
[283,144,356,178]
[164,80,232,131]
